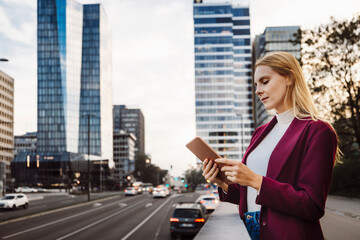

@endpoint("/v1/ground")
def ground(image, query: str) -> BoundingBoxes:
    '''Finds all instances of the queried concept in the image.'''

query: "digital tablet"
[186,137,231,184]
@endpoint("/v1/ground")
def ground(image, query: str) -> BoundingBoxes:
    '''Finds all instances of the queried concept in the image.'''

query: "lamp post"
[82,114,96,201]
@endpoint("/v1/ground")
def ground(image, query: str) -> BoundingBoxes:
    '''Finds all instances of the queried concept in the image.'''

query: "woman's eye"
[263,80,269,85]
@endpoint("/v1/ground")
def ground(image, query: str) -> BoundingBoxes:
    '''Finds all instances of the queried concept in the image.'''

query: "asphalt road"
[0,192,203,240]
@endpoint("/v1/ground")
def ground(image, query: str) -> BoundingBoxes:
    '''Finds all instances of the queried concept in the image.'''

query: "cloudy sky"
[0,0,359,176]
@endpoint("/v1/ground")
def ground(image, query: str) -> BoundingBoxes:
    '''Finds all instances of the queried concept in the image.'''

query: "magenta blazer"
[218,116,337,240]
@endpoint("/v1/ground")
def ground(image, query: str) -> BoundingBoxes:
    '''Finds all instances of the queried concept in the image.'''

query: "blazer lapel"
[266,118,311,179]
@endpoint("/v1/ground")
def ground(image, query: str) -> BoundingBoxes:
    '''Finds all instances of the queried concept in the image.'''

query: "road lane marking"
[93,203,102,207]
[119,203,127,208]
[120,195,176,240]
[2,198,135,239]
[56,199,148,240]
[145,203,152,208]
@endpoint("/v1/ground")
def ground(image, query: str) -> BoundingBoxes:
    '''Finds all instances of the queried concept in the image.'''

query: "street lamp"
[82,113,96,201]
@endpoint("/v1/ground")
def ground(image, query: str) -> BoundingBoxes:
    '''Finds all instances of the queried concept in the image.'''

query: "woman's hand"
[215,159,263,191]
[202,158,228,192]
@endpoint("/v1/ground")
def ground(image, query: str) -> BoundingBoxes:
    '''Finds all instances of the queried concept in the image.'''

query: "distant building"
[113,105,145,155]
[193,0,253,161]
[0,70,14,193]
[252,26,301,128]
[14,132,37,158]
[12,0,113,188]
[113,130,136,188]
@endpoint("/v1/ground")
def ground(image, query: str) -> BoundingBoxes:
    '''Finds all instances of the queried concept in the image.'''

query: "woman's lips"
[261,97,269,102]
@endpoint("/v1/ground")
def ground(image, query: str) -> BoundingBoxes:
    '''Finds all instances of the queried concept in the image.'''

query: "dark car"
[170,202,207,238]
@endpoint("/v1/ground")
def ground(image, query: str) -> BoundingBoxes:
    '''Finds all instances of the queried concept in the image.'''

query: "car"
[124,187,137,196]
[195,195,220,211]
[170,202,207,238]
[15,186,38,193]
[0,193,29,210]
[152,186,170,198]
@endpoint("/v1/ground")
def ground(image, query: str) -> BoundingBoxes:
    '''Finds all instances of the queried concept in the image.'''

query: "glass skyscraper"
[193,0,253,161]
[12,0,113,187]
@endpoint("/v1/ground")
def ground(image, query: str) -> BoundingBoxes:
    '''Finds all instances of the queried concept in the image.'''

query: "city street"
[0,192,203,240]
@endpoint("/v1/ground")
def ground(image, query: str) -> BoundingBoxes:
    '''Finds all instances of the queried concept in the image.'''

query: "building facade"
[14,132,37,158]
[12,0,113,187]
[252,26,301,128]
[0,70,14,194]
[113,130,136,187]
[113,105,145,155]
[193,0,253,161]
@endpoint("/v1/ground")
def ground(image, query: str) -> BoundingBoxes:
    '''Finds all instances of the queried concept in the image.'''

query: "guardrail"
[194,202,251,240]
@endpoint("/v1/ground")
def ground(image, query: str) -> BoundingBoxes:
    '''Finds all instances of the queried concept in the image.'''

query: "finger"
[204,163,217,180]
[202,159,208,171]
[227,175,235,182]
[221,165,236,172]
[208,168,219,182]
[215,158,238,165]
[224,171,234,176]
[203,160,213,175]
[207,163,218,178]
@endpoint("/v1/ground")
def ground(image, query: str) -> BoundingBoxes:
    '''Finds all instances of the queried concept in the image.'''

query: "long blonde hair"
[255,51,341,162]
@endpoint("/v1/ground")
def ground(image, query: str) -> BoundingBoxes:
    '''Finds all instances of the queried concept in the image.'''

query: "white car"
[152,186,170,198]
[0,193,29,210]
[124,187,137,196]
[15,186,38,193]
[196,195,219,211]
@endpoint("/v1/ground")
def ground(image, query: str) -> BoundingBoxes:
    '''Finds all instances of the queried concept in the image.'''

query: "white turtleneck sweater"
[246,108,295,212]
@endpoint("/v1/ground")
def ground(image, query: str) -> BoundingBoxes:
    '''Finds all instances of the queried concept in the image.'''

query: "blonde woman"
[202,52,339,240]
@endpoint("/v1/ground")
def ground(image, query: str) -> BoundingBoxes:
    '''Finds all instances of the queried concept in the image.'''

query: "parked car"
[152,186,170,198]
[170,202,207,238]
[124,187,137,196]
[0,193,29,210]
[15,186,38,193]
[196,195,220,211]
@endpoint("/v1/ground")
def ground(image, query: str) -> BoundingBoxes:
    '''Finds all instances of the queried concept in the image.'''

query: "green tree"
[185,168,206,191]
[133,153,167,186]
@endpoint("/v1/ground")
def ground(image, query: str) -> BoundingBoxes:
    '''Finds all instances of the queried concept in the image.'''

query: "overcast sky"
[0,0,359,176]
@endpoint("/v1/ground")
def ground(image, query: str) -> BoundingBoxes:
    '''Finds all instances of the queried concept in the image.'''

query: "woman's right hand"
[202,158,228,192]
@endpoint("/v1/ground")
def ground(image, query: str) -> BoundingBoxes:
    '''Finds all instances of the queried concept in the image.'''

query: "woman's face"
[254,65,290,113]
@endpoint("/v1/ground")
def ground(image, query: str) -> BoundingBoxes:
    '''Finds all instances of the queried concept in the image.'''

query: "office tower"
[12,0,113,187]
[14,132,37,158]
[113,130,136,187]
[252,26,301,128]
[113,105,145,155]
[193,0,253,160]
[0,70,14,194]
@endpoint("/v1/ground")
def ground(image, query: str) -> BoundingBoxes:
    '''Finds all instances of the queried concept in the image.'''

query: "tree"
[299,14,360,197]
[185,168,206,191]
[300,14,360,156]
[133,153,167,186]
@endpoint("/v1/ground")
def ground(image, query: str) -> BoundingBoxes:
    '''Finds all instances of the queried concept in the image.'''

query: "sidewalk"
[325,195,360,220]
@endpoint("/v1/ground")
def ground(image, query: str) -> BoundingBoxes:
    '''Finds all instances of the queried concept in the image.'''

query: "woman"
[202,52,339,240]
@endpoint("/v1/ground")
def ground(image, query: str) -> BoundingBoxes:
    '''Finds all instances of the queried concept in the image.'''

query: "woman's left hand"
[215,158,263,191]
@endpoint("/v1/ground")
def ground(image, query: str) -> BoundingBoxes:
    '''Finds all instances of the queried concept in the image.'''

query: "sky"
[0,0,359,177]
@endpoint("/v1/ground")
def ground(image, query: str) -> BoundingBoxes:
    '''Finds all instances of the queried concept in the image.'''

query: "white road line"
[2,198,131,239]
[145,203,152,208]
[119,203,127,208]
[56,199,148,240]
[120,195,176,240]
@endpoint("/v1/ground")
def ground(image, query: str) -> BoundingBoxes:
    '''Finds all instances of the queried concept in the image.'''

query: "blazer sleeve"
[218,184,241,204]
[256,122,337,221]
